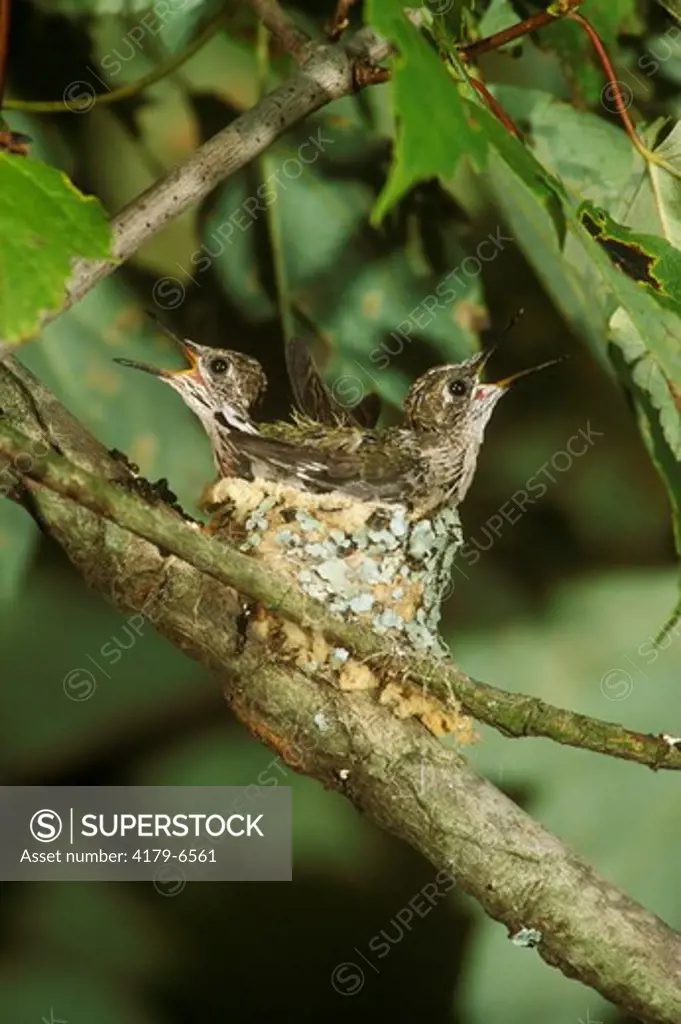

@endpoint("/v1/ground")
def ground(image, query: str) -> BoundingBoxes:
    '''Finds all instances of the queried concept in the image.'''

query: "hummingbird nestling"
[115,336,267,476]
[210,350,565,517]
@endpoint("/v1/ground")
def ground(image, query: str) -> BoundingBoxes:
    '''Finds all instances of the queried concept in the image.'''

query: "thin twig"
[467,75,521,138]
[459,0,584,61]
[328,0,360,41]
[250,0,313,64]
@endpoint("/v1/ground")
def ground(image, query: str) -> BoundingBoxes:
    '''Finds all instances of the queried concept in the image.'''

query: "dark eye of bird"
[449,379,468,397]
[209,358,229,375]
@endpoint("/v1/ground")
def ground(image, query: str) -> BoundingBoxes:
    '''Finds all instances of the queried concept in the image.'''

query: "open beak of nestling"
[466,343,503,403]
[490,354,569,389]
[114,338,203,382]
[474,353,568,401]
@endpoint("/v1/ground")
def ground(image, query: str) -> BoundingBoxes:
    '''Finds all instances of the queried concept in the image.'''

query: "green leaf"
[609,306,681,506]
[467,91,681,609]
[470,90,681,470]
[578,199,681,313]
[641,29,681,87]
[569,217,681,620]
[570,210,681,391]
[608,309,681,589]
[0,154,113,344]
[493,85,642,207]
[635,123,681,249]
[471,105,605,350]
[421,0,469,40]
[470,93,681,435]
[466,98,568,232]
[364,0,487,221]
[571,204,681,480]
[484,154,602,348]
[607,329,680,657]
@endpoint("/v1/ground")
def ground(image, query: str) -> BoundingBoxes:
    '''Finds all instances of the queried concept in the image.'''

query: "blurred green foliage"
[1,0,680,1021]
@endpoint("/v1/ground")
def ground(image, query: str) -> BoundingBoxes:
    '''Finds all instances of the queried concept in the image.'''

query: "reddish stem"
[460,0,584,61]
[567,11,649,159]
[468,75,522,139]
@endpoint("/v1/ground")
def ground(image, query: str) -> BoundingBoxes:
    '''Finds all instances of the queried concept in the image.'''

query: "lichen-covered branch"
[2,358,681,1023]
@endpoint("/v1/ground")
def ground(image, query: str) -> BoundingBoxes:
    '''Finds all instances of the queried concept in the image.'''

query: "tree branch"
[250,0,313,62]
[0,368,679,774]
[2,358,681,1023]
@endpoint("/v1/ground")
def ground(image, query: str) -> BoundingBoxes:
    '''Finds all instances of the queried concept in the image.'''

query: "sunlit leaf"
[0,154,113,343]
[639,122,681,249]
[468,93,681,612]
[466,103,605,349]
[576,228,681,623]
[493,85,642,207]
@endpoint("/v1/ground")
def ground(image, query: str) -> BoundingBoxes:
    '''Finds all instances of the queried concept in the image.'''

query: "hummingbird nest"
[203,476,476,741]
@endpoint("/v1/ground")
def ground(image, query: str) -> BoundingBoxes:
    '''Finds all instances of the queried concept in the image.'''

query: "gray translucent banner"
[0,786,291,881]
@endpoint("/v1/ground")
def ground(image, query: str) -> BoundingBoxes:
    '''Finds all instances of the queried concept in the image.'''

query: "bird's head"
[404,349,504,437]
[405,347,566,439]
[115,338,267,431]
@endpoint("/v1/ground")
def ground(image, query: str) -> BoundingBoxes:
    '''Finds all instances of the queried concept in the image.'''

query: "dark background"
[1,1,679,1021]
